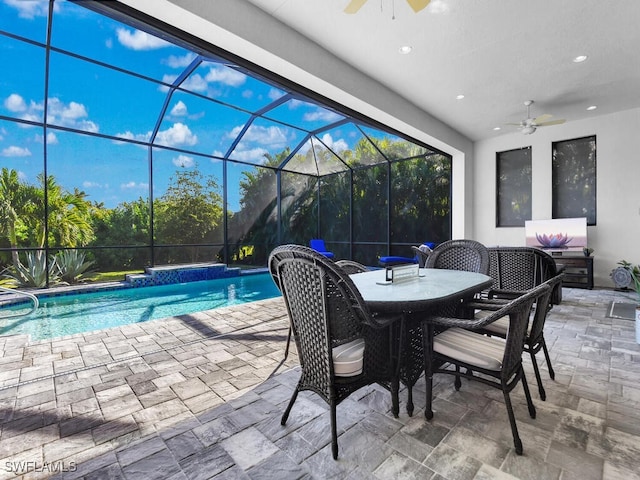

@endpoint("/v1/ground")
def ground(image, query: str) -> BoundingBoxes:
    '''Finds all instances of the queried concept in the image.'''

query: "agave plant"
[55,249,95,284]
[618,260,640,303]
[1,252,60,288]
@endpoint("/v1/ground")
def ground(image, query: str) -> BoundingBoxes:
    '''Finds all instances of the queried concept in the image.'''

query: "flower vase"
[636,306,640,344]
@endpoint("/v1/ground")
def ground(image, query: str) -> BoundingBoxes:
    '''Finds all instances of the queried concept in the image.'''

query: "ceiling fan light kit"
[507,100,567,135]
[344,0,431,14]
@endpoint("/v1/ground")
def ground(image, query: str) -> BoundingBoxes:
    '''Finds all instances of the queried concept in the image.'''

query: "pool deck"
[0,288,640,479]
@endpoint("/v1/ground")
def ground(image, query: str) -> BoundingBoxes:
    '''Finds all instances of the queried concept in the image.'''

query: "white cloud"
[160,73,208,93]
[83,181,104,188]
[268,88,286,101]
[155,123,197,147]
[114,131,152,143]
[5,0,51,19]
[170,101,188,117]
[320,133,348,152]
[229,124,287,149]
[165,53,197,68]
[43,97,99,133]
[1,146,31,157]
[34,131,58,145]
[172,154,194,168]
[4,93,27,112]
[120,181,149,190]
[182,74,208,92]
[304,108,342,123]
[116,27,171,51]
[230,147,269,163]
[205,66,246,87]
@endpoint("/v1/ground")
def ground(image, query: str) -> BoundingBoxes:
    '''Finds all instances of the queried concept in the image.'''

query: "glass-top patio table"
[350,268,493,415]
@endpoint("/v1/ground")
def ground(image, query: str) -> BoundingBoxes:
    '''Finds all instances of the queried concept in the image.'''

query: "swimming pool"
[0,273,281,341]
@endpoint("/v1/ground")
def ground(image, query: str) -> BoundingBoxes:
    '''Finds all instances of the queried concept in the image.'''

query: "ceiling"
[242,0,640,142]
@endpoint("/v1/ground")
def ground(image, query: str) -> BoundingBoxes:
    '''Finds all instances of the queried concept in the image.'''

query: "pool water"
[0,273,281,341]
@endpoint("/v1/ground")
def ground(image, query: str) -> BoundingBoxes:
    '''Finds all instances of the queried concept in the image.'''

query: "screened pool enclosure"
[0,0,451,287]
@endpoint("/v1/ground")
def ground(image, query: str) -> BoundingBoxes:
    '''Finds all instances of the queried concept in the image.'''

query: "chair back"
[269,245,380,386]
[411,245,431,267]
[426,239,490,274]
[527,274,563,346]
[488,246,562,303]
[335,259,368,274]
[497,283,551,380]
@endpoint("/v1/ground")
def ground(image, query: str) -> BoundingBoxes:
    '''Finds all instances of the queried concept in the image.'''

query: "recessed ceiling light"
[573,55,588,63]
[398,45,412,55]
[456,94,465,100]
[587,105,597,111]
[493,127,501,131]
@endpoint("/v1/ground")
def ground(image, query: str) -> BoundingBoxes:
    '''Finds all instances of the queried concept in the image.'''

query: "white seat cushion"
[333,338,365,377]
[434,328,505,371]
[474,310,533,336]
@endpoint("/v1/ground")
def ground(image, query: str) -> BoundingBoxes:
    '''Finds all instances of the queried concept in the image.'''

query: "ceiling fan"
[344,0,431,14]
[507,100,566,135]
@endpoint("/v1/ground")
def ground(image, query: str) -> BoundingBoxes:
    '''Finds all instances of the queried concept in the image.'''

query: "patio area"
[0,287,639,479]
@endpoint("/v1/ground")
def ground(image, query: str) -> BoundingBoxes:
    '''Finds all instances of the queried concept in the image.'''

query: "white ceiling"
[243,0,640,141]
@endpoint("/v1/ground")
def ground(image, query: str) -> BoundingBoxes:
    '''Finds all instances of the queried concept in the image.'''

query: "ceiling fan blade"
[406,0,431,13]
[504,122,524,126]
[344,0,368,14]
[537,119,566,127]
[533,114,553,124]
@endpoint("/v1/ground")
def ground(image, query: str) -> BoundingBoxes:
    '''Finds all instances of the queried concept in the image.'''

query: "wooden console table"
[552,255,594,289]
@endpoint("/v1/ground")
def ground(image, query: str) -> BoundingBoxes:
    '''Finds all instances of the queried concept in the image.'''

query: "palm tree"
[0,168,29,266]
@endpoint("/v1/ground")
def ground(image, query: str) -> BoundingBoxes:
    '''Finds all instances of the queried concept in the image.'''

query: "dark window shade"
[496,147,532,227]
[552,136,597,225]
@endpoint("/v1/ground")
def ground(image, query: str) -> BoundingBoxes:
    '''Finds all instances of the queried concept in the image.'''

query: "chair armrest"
[465,298,509,311]
[428,283,551,330]
[488,288,525,300]
[365,313,404,329]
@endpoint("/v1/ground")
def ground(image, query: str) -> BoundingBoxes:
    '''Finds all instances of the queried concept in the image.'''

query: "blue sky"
[0,0,380,210]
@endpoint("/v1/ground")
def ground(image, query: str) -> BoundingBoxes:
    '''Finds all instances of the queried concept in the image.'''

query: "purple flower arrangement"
[535,232,573,248]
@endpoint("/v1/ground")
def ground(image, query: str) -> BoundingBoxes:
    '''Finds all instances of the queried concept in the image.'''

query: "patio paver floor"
[0,287,639,479]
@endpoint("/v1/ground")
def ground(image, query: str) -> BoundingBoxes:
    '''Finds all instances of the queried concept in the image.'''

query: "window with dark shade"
[496,147,532,227]
[552,136,597,225]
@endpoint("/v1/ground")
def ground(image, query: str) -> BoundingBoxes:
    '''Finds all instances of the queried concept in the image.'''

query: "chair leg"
[425,373,434,420]
[406,385,414,417]
[521,370,536,419]
[502,389,524,455]
[423,322,434,420]
[330,401,339,460]
[541,337,555,379]
[283,326,292,360]
[454,365,462,390]
[529,349,546,401]
[281,388,299,425]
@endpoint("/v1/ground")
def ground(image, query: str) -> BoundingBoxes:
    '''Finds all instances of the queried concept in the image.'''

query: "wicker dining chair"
[487,246,563,305]
[425,239,490,275]
[394,239,491,415]
[411,245,432,267]
[424,282,551,455]
[268,245,399,459]
[335,259,369,274]
[467,274,563,400]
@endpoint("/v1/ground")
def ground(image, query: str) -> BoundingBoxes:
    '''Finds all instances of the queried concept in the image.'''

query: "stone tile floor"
[0,287,639,479]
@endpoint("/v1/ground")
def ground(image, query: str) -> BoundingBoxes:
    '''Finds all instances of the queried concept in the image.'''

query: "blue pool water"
[0,273,281,341]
